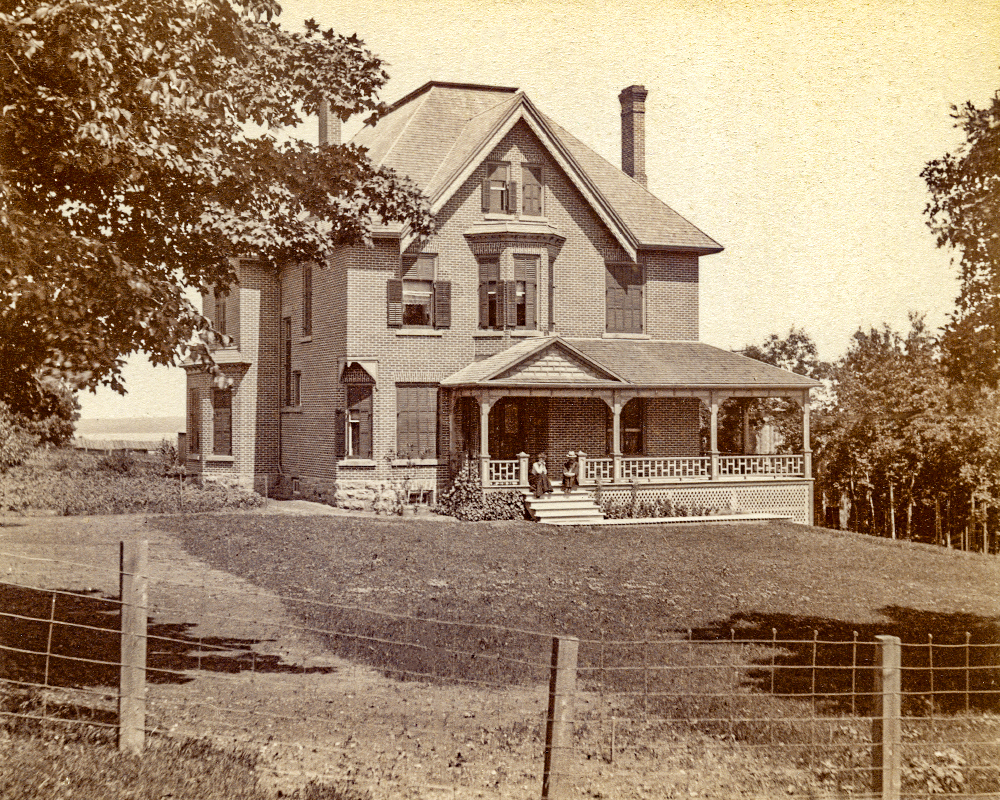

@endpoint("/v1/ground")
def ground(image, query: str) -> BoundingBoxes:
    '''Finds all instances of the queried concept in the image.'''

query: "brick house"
[183,82,819,523]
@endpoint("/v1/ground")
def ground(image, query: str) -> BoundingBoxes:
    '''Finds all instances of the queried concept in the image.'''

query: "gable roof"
[352,82,723,258]
[441,336,820,390]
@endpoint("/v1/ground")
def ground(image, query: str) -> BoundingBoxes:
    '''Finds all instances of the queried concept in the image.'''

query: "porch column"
[447,393,458,474]
[709,395,720,481]
[741,401,753,455]
[478,395,495,487]
[802,392,812,479]
[612,398,623,483]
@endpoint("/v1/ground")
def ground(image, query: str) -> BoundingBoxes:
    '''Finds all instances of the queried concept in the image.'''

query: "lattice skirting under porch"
[596,482,811,525]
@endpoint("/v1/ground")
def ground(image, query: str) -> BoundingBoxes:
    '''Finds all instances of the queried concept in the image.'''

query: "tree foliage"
[0,0,433,410]
[922,91,1000,387]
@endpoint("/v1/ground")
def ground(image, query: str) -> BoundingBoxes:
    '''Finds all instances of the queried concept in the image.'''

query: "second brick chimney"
[318,99,341,147]
[619,85,648,186]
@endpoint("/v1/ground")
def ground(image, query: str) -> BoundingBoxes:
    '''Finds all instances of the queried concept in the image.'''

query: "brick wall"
[229,118,708,503]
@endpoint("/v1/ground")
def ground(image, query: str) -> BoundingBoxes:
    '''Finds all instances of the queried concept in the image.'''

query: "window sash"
[402,279,434,326]
[521,164,543,216]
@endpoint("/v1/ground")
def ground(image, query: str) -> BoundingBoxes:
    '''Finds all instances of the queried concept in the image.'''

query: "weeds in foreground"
[0,448,264,515]
[0,686,369,800]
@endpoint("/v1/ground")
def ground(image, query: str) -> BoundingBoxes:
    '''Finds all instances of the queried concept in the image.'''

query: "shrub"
[0,403,37,473]
[438,462,526,521]
[98,449,137,474]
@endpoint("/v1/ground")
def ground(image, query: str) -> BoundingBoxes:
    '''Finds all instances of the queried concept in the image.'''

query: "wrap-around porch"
[440,336,820,524]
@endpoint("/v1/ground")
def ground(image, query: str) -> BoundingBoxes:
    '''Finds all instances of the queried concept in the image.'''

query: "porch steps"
[523,488,606,526]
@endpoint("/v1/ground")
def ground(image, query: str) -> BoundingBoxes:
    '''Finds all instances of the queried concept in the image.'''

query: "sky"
[78,0,1000,419]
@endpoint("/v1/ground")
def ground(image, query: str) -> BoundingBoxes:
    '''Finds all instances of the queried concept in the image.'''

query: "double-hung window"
[605,261,644,333]
[213,288,227,337]
[482,162,513,214]
[281,317,292,406]
[187,389,200,455]
[478,257,502,330]
[301,263,312,336]
[401,254,435,326]
[345,385,373,459]
[521,164,543,216]
[513,254,538,329]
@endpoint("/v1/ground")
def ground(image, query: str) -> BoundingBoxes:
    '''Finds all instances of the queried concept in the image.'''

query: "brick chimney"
[619,85,648,185]
[317,99,341,147]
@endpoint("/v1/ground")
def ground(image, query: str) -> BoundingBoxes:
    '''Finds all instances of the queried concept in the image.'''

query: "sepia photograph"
[1,0,998,797]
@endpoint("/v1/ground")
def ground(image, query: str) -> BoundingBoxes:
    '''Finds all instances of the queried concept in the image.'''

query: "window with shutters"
[301,263,312,336]
[345,385,373,459]
[212,388,232,456]
[187,389,200,455]
[482,162,513,214]
[513,254,538,329]
[478,257,502,329]
[396,385,437,459]
[401,254,435,326]
[605,262,644,333]
[521,164,543,216]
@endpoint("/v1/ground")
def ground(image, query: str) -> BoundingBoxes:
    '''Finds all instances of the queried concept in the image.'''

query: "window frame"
[401,254,436,328]
[345,384,373,459]
[187,388,200,455]
[483,161,512,214]
[213,288,227,337]
[281,317,292,406]
[512,254,538,330]
[478,257,502,330]
[212,387,233,457]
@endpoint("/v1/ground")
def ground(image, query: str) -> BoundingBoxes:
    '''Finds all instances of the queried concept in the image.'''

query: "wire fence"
[1,540,998,799]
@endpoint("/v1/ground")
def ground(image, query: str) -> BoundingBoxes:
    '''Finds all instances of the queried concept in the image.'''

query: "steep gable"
[351,82,722,257]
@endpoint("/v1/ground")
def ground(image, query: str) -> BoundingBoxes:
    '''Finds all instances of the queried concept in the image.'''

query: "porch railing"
[488,459,521,487]
[621,456,710,481]
[717,454,804,477]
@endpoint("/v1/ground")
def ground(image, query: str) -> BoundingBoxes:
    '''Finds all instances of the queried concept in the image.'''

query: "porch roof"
[441,336,821,391]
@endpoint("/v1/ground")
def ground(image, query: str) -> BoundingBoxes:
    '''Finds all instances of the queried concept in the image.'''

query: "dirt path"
[0,511,554,799]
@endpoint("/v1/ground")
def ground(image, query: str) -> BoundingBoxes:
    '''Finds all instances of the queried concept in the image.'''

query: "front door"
[490,397,548,459]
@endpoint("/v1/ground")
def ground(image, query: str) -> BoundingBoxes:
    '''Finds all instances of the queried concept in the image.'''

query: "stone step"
[523,489,605,525]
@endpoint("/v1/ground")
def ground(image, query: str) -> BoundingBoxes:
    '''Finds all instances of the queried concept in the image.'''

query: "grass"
[154,513,1000,796]
[0,688,369,800]
[0,448,265,515]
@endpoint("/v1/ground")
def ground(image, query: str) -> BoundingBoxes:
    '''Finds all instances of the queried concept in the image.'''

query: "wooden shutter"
[212,389,232,456]
[525,261,537,329]
[419,387,437,456]
[504,280,517,329]
[386,278,402,327]
[507,180,517,213]
[481,177,490,212]
[302,263,312,335]
[433,281,451,329]
[334,409,345,460]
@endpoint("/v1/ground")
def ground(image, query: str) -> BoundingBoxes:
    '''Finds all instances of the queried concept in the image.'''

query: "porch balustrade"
[488,459,522,487]
[717,454,804,478]
[484,453,806,488]
[619,456,710,481]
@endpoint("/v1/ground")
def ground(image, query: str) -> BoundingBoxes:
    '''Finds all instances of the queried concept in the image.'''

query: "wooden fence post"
[542,635,579,800]
[119,538,148,755]
[873,635,901,800]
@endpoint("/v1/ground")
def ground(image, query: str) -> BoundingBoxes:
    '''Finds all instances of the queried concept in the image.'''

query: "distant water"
[74,416,184,449]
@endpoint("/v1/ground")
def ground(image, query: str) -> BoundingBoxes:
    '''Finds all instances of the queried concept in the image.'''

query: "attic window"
[482,162,514,214]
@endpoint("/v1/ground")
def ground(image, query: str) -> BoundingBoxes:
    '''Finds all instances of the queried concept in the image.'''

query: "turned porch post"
[612,398,623,483]
[709,395,720,481]
[801,391,812,479]
[478,395,495,487]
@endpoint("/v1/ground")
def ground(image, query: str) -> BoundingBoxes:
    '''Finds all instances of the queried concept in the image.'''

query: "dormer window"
[482,162,514,214]
[521,164,543,216]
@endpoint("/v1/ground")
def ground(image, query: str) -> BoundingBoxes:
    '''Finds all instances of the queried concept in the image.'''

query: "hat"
[567,451,576,458]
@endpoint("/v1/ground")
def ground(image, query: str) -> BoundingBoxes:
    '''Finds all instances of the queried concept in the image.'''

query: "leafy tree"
[0,0,433,411]
[723,328,830,455]
[922,90,1000,387]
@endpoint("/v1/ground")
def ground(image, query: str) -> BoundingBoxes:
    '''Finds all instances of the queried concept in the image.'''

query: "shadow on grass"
[686,607,1000,715]
[0,584,334,695]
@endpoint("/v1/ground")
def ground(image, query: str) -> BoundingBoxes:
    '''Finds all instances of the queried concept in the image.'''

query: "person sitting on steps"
[562,451,579,493]
[530,453,553,498]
